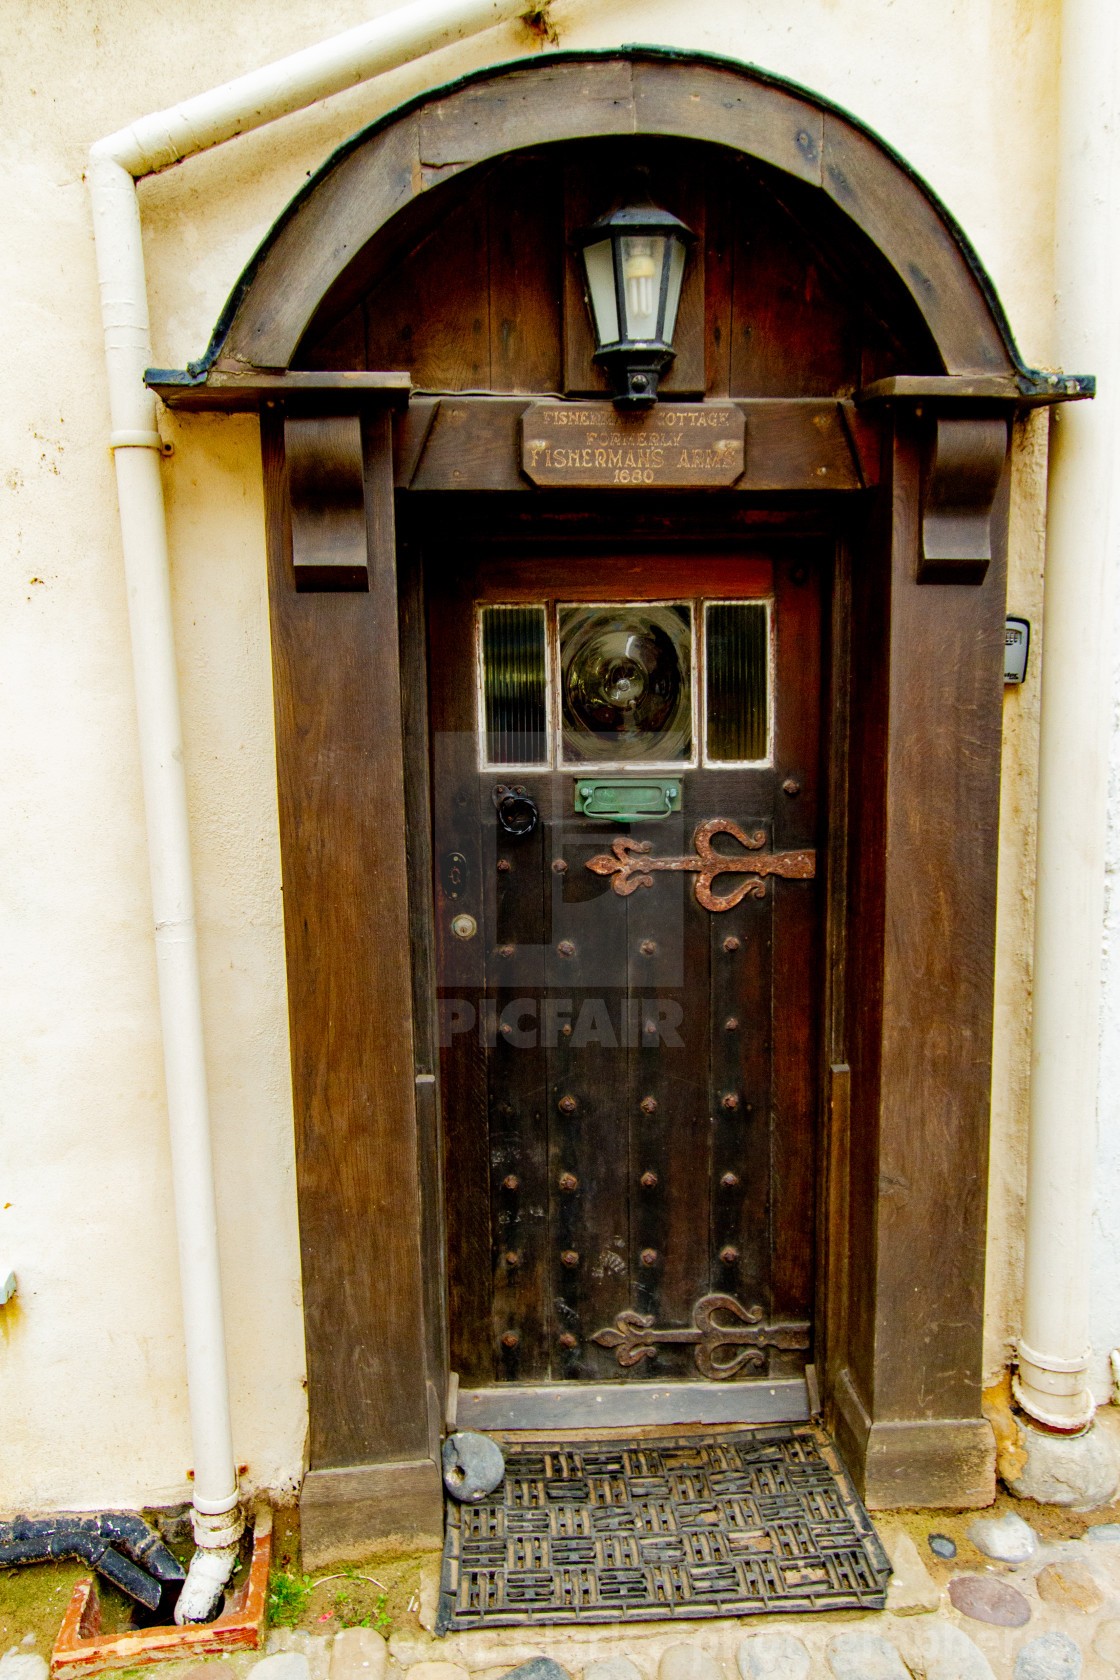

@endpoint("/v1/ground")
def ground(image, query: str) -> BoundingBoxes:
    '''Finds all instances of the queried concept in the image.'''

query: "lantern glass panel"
[662,238,687,344]
[620,234,667,340]
[582,239,619,346]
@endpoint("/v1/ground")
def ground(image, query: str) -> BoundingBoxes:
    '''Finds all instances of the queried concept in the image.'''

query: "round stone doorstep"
[736,1634,810,1680]
[949,1575,1033,1627]
[1013,1633,1082,1680]
[442,1431,506,1502]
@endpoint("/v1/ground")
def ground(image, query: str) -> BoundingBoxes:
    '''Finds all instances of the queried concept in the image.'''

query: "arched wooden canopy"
[154,49,1086,403]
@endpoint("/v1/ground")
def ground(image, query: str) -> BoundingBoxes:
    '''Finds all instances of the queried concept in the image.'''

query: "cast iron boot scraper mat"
[437,1424,890,1630]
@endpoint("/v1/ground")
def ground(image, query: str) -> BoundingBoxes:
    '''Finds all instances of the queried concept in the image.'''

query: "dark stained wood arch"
[202,51,1033,387]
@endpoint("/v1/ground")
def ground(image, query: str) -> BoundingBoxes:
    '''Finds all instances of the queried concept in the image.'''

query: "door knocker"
[493,784,539,839]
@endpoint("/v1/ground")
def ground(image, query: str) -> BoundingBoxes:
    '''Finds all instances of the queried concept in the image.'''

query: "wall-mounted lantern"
[574,188,695,409]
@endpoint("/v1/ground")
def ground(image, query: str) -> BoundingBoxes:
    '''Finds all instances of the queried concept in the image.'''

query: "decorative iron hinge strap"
[592,1292,811,1380]
[586,817,815,912]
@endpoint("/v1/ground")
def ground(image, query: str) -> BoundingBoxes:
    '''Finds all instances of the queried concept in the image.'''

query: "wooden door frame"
[152,49,1084,1559]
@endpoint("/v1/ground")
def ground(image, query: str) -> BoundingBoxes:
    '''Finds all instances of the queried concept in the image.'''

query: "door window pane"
[705,600,769,763]
[479,604,548,766]
[559,603,693,765]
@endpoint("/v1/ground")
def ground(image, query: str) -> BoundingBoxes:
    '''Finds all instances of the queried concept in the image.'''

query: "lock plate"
[574,778,683,822]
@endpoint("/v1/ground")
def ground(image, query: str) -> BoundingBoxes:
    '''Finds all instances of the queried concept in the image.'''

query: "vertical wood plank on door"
[428,567,491,1389]
[488,156,564,395]
[364,192,491,390]
[263,409,429,1468]
[770,559,823,1324]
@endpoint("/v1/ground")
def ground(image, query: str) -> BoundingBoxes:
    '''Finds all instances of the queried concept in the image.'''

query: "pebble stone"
[929,1533,957,1560]
[949,1576,1032,1628]
[1091,1620,1120,1667]
[329,1630,388,1680]
[736,1634,810,1680]
[1085,1522,1120,1543]
[442,1431,506,1502]
[967,1513,1038,1563]
[918,1622,997,1680]
[658,1645,723,1680]
[251,1656,313,1680]
[1035,1561,1103,1614]
[584,1661,645,1680]
[1012,1633,1082,1680]
[825,1631,910,1680]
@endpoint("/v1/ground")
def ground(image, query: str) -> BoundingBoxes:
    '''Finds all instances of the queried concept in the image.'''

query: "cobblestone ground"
[6,1498,1120,1680]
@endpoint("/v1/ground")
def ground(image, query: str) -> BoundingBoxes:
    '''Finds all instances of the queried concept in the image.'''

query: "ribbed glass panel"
[705,601,769,762]
[480,605,548,766]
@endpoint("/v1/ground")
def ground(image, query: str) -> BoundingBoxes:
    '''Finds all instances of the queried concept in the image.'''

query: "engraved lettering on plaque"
[520,401,746,489]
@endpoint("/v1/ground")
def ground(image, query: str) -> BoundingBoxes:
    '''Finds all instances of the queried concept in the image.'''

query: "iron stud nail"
[640,1171,658,1189]
[500,1022,512,1036]
[723,1093,741,1110]
[725,1016,739,1031]
[498,943,515,958]
[721,1171,740,1188]
[557,940,575,957]
[782,778,801,797]
[558,1095,577,1114]
[560,1022,572,1036]
[561,1250,580,1267]
[640,1248,658,1267]
[559,1172,578,1191]
[720,1244,740,1265]
[639,939,656,956]
[505,1251,521,1267]
[497,857,511,872]
[559,1332,578,1349]
[723,936,740,953]
[501,1330,519,1348]
[640,1096,658,1114]
[552,858,568,874]
[502,1174,519,1191]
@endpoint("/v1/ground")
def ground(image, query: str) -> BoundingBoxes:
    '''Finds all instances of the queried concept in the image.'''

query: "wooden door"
[428,544,822,1394]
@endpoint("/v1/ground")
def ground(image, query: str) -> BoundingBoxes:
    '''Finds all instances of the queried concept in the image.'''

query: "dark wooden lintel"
[393,396,876,493]
[858,372,1094,407]
[146,368,412,413]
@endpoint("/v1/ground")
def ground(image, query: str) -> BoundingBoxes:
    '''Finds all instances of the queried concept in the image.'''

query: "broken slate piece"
[928,1533,957,1559]
[1013,1633,1082,1680]
[825,1632,909,1680]
[500,1664,572,1680]
[441,1431,505,1502]
[949,1576,1032,1627]
[967,1512,1037,1563]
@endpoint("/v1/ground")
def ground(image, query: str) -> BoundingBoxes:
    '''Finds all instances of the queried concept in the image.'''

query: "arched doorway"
[153,48,1072,1560]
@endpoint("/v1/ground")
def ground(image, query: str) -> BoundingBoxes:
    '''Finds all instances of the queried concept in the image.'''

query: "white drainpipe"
[1015,0,1120,1432]
[88,0,540,1621]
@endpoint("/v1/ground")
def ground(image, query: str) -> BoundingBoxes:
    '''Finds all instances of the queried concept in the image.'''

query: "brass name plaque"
[521,400,745,488]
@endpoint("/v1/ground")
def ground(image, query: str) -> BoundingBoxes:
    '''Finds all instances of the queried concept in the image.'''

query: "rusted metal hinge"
[586,817,814,912]
[592,1293,810,1380]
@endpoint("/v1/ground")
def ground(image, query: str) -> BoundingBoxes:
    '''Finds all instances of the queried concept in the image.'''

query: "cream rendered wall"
[0,0,1062,1511]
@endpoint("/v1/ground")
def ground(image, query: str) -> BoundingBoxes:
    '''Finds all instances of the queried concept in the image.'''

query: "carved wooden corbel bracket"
[918,414,1008,584]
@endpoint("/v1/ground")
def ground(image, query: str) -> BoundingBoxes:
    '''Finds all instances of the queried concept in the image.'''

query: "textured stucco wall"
[0,0,1067,1510]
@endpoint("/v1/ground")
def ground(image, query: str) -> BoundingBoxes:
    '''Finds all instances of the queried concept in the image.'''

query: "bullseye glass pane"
[559,602,692,765]
[705,601,769,763]
[480,604,548,766]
